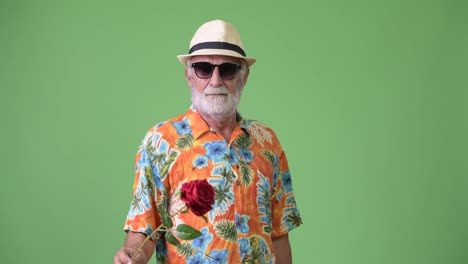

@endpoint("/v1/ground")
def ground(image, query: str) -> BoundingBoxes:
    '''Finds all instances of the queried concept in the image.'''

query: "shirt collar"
[186,105,249,140]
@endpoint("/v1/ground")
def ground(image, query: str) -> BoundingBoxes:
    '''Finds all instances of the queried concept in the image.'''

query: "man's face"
[185,55,249,121]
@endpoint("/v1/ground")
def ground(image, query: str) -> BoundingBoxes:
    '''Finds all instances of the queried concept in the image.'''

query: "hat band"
[189,41,246,57]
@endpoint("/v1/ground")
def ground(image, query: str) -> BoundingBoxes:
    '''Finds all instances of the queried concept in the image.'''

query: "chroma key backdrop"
[1,0,467,263]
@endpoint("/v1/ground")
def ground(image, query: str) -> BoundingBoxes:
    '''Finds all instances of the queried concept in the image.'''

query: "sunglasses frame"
[191,62,242,80]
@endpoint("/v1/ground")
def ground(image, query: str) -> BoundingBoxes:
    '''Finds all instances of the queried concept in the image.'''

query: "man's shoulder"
[241,118,277,132]
[240,118,282,147]
[139,112,189,146]
[156,112,188,131]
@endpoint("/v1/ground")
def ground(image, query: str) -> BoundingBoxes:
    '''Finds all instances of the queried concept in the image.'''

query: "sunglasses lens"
[192,62,241,80]
[193,62,214,79]
[219,63,240,80]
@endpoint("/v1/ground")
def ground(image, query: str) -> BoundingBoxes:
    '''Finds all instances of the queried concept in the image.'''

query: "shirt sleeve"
[123,142,161,238]
[270,149,303,238]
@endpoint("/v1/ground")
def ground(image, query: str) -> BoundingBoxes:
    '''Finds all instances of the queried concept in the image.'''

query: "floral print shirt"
[124,106,302,264]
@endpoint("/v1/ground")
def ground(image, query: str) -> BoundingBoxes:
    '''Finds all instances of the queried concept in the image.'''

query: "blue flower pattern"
[187,250,209,264]
[236,213,250,234]
[192,227,213,252]
[204,141,229,164]
[238,238,252,260]
[193,154,209,168]
[227,148,240,165]
[207,249,229,264]
[281,170,293,193]
[172,118,192,135]
[238,148,254,162]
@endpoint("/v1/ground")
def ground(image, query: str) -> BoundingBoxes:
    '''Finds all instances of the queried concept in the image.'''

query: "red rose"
[180,179,215,216]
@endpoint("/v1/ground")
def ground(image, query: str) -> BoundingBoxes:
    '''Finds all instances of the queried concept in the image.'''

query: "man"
[114,20,302,264]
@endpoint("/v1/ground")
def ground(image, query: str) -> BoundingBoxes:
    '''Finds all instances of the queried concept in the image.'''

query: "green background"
[1,0,467,263]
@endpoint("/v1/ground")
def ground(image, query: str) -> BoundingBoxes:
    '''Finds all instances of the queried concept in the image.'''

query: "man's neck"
[199,111,238,141]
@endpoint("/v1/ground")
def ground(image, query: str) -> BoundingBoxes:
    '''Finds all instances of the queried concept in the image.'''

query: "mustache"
[203,86,230,96]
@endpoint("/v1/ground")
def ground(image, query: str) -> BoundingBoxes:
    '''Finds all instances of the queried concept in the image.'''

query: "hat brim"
[177,49,256,66]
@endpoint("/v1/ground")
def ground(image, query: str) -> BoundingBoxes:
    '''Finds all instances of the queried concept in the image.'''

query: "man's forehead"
[190,55,244,64]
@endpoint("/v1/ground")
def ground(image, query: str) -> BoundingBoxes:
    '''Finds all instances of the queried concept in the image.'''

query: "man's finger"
[113,248,133,264]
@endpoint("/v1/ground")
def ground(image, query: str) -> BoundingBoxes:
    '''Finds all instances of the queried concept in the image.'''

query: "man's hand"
[113,232,155,264]
[113,247,147,264]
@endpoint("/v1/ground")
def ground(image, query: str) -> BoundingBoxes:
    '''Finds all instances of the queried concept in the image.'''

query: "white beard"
[191,85,242,121]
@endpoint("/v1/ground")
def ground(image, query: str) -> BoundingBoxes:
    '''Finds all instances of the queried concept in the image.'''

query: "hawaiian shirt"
[124,106,302,264]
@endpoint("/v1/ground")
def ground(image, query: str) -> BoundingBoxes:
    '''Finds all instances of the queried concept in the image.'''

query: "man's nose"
[209,66,223,87]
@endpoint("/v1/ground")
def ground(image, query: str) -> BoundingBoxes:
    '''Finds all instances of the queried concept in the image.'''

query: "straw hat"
[177,20,256,66]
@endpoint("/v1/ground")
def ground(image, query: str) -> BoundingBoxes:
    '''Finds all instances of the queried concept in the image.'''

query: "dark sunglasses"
[191,62,242,80]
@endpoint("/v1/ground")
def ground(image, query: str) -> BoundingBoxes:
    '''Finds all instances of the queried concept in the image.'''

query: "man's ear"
[242,67,250,87]
[185,67,191,87]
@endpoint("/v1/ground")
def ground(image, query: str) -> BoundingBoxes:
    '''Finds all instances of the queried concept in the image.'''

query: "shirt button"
[235,179,241,185]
